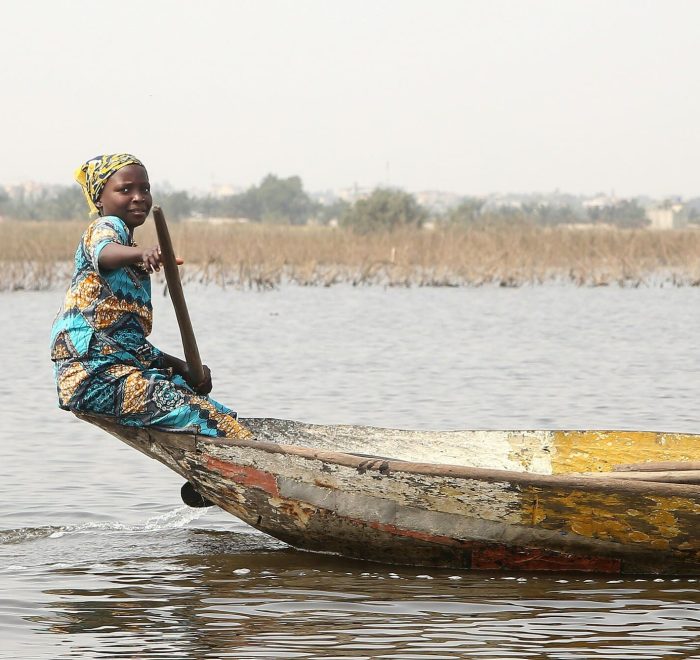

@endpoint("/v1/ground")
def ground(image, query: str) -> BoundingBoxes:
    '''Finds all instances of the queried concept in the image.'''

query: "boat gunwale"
[197,434,700,498]
[78,414,700,498]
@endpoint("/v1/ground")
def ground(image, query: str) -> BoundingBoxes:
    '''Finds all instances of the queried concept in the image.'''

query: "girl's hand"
[140,246,184,272]
[183,364,213,395]
[140,246,162,272]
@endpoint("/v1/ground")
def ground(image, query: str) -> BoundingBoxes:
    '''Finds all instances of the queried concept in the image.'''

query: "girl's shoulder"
[87,215,128,233]
[84,215,130,246]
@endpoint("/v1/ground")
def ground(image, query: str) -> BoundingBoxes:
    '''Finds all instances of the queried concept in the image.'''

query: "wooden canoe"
[80,414,700,575]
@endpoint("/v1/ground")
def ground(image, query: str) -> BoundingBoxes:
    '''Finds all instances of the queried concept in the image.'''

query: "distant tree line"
[1,173,692,231]
[445,198,649,229]
[0,174,336,225]
[0,185,86,221]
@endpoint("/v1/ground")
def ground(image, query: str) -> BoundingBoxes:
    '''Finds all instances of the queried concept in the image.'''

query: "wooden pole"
[612,460,700,472]
[152,206,206,386]
[578,470,700,485]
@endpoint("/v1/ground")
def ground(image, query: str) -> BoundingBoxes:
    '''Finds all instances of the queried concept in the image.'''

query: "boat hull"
[80,415,700,575]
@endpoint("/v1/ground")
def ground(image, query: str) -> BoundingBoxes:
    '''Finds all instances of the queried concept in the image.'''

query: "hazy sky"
[1,0,697,196]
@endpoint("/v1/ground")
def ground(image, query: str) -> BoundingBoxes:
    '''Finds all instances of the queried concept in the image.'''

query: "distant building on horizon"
[414,190,461,213]
[207,183,245,198]
[646,203,687,230]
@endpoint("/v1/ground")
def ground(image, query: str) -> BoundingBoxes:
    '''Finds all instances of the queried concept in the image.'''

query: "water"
[1,284,699,658]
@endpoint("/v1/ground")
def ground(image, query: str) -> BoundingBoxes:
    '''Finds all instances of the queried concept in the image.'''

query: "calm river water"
[1,284,699,659]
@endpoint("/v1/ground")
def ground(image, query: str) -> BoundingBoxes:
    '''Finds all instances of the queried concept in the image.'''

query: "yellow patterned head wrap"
[75,154,145,217]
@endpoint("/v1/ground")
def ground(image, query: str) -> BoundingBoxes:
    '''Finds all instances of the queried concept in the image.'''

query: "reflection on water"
[13,543,700,659]
[2,286,700,658]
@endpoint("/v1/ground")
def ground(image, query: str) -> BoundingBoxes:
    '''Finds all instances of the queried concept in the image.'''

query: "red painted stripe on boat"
[204,456,279,496]
[471,544,622,573]
[366,519,471,547]
[365,519,621,573]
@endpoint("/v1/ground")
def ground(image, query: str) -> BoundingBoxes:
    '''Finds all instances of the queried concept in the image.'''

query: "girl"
[50,154,251,440]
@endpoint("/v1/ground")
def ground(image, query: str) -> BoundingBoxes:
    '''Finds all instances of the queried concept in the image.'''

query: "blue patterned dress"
[50,216,250,439]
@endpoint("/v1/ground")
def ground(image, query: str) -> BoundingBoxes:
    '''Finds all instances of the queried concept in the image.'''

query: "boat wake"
[0,506,209,546]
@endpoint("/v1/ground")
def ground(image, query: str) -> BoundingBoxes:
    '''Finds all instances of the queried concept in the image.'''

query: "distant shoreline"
[3,221,700,291]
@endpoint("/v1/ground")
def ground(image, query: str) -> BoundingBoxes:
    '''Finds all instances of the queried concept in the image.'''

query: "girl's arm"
[99,243,165,272]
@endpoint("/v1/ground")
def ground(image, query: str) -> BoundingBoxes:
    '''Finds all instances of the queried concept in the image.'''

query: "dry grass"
[3,220,700,290]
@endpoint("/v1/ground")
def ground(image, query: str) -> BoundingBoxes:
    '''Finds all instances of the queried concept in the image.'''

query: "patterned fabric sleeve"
[84,216,129,272]
[144,340,164,367]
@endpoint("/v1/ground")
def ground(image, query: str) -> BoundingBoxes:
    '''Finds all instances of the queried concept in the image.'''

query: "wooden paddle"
[152,206,206,386]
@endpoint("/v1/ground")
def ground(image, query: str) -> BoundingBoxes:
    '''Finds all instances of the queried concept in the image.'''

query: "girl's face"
[97,164,152,229]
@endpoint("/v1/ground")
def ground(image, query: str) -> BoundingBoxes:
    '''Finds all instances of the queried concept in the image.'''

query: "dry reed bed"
[3,220,700,291]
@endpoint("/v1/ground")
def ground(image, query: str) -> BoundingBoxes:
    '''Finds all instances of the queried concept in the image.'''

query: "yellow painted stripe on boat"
[521,486,700,555]
[551,431,700,474]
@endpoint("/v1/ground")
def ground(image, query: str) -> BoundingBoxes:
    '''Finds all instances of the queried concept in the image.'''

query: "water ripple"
[0,507,209,548]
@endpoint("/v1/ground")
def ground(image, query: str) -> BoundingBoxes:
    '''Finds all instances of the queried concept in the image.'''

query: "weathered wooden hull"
[81,415,700,575]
